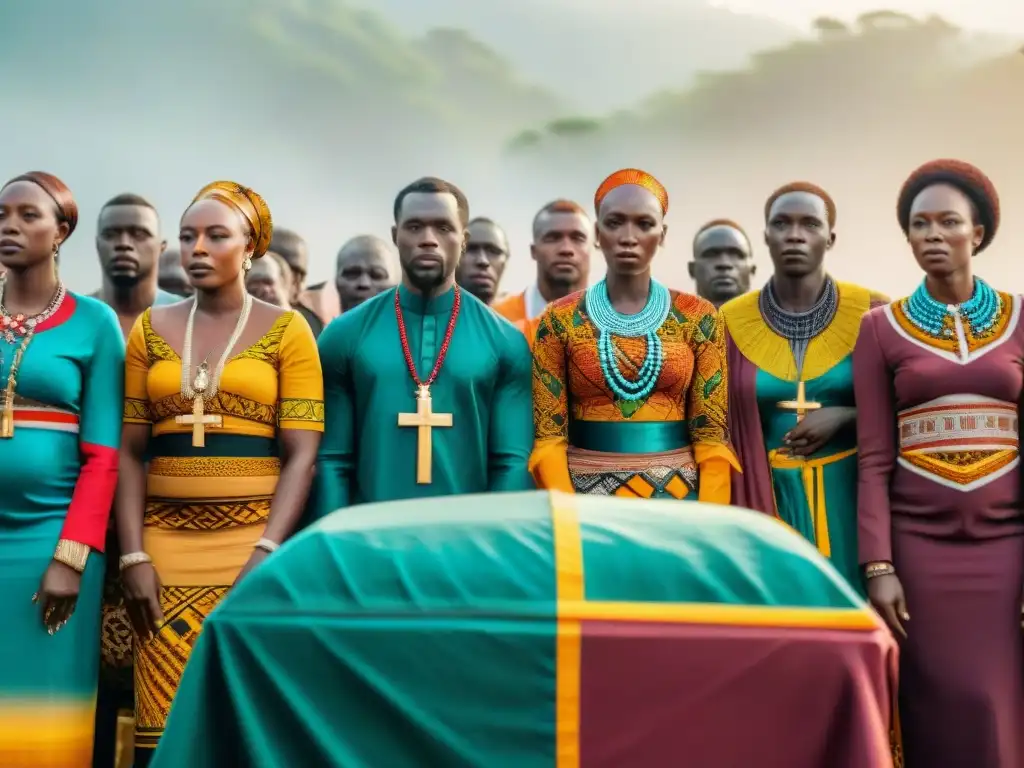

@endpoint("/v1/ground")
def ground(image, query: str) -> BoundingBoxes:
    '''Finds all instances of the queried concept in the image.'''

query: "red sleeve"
[60,442,119,552]
[853,310,897,565]
[58,304,126,552]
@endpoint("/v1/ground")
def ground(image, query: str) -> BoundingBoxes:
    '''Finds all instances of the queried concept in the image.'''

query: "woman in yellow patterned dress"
[531,169,738,502]
[113,181,324,766]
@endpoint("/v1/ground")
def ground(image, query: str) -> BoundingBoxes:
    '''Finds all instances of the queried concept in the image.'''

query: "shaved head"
[335,234,397,312]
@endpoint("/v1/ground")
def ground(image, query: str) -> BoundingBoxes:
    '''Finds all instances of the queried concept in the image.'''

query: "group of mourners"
[0,157,1018,768]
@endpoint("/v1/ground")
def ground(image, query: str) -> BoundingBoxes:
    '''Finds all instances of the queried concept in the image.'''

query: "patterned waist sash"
[145,433,280,530]
[897,394,1019,491]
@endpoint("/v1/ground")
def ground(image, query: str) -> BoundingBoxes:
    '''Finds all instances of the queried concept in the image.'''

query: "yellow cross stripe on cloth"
[548,491,880,768]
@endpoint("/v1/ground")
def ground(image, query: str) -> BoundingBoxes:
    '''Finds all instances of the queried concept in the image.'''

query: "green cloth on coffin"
[755,357,862,591]
[152,491,882,768]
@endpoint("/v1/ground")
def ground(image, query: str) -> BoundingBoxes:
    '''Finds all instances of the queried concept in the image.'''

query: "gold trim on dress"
[720,282,873,381]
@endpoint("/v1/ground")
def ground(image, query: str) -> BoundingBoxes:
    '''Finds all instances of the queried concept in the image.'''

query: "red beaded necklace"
[394,285,462,391]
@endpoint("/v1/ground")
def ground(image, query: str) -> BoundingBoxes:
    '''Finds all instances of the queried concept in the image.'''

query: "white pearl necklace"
[180,292,253,400]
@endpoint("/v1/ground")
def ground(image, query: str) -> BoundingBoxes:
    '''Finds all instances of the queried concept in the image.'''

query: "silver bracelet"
[119,551,152,572]
[255,537,280,554]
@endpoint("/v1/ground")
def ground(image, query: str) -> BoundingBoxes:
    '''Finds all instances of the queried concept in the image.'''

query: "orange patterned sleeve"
[529,302,574,492]
[686,306,740,503]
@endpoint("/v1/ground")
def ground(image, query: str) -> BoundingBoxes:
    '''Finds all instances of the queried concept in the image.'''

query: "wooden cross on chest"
[397,384,453,484]
[175,394,222,447]
[777,380,822,423]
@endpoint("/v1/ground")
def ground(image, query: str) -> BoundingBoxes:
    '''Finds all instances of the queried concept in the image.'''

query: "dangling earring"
[243,256,253,272]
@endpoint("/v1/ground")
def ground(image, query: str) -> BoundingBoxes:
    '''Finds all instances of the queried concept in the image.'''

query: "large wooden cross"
[397,384,453,484]
[777,380,822,423]
[175,395,222,447]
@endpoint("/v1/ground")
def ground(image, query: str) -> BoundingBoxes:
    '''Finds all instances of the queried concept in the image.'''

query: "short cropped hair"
[532,199,589,239]
[896,159,999,253]
[393,176,469,225]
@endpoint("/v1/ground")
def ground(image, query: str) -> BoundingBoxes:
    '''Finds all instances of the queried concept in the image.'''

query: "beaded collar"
[758,276,839,373]
[902,278,1000,340]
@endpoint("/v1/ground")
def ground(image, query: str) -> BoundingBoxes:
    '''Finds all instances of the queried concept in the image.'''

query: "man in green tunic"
[311,177,534,516]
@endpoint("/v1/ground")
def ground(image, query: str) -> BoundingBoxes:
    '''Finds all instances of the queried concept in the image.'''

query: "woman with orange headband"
[531,169,738,501]
[113,181,324,765]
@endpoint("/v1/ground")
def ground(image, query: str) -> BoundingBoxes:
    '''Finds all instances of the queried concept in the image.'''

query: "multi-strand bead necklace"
[902,277,1001,340]
[585,278,671,402]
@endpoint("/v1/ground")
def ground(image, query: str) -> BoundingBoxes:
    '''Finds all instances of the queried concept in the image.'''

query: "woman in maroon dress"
[854,159,1023,768]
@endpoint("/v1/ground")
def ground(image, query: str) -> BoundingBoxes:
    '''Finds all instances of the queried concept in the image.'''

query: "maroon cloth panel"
[725,330,775,515]
[893,533,1024,768]
[579,621,897,768]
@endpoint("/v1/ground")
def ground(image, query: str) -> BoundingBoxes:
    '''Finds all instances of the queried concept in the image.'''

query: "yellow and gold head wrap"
[191,180,273,258]
[594,168,669,215]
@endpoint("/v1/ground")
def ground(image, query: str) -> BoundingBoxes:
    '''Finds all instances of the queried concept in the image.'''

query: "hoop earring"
[243,256,253,272]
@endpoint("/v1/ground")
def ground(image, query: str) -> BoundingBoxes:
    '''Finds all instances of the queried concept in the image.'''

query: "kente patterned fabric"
[567,445,698,499]
[149,491,897,768]
[897,394,1019,491]
[122,308,323,764]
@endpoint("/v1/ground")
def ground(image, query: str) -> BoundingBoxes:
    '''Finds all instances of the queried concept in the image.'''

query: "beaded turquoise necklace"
[903,277,1001,339]
[585,278,671,402]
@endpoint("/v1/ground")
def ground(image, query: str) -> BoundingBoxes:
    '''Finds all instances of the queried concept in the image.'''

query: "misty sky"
[715,0,1024,31]
[1,0,1019,298]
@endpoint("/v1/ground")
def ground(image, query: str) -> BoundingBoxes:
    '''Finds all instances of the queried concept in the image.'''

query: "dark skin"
[688,225,756,307]
[456,220,508,304]
[158,247,192,298]
[95,204,169,335]
[531,210,591,301]
[245,253,291,308]
[0,180,78,634]
[763,191,852,457]
[391,192,469,297]
[269,231,309,305]
[595,184,667,314]
[115,198,321,640]
[868,183,985,639]
[335,236,396,312]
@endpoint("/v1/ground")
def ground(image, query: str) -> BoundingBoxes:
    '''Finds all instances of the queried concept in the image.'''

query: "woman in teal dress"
[721,182,886,590]
[0,172,125,767]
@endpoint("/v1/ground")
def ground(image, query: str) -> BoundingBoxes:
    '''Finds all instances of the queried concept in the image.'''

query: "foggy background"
[2,0,1021,297]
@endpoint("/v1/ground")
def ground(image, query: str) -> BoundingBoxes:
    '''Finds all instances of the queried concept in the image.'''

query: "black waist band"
[149,433,278,458]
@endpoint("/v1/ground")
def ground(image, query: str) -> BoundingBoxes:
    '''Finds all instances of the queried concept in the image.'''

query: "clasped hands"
[782,406,856,457]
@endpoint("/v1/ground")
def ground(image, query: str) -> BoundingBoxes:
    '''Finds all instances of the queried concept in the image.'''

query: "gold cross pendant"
[0,404,12,438]
[175,395,222,447]
[777,380,822,423]
[397,384,453,484]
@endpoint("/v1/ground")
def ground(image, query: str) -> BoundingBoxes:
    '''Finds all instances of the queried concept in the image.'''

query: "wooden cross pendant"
[777,380,822,423]
[175,395,222,447]
[397,384,453,484]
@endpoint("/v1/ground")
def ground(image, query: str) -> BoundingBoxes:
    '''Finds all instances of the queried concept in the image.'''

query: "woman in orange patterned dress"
[530,169,738,501]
